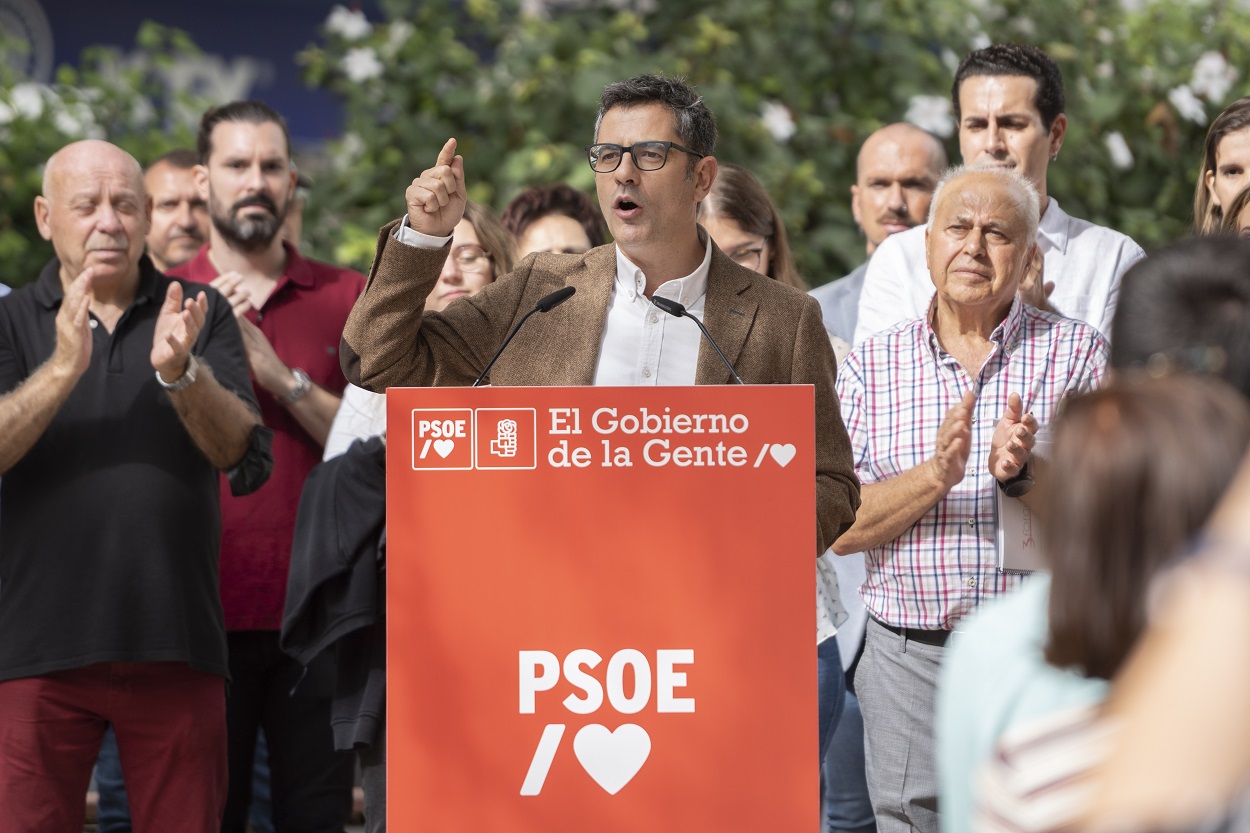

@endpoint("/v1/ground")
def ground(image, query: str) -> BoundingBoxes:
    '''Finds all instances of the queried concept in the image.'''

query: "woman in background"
[324,201,516,458]
[937,375,1250,832]
[1220,183,1250,238]
[1194,97,1250,234]
[501,183,606,258]
[698,162,805,290]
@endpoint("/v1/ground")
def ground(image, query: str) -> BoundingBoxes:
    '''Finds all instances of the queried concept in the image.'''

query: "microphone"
[650,296,744,384]
[473,286,576,387]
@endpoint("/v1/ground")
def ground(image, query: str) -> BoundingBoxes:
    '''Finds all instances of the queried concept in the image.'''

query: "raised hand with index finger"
[405,138,467,238]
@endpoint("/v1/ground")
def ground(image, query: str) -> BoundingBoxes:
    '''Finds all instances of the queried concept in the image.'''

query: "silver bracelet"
[155,354,199,392]
[278,368,312,405]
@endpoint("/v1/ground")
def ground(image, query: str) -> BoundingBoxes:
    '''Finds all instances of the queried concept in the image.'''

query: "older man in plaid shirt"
[831,165,1108,833]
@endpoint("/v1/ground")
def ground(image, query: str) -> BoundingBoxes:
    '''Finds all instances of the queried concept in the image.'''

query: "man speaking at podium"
[339,74,859,554]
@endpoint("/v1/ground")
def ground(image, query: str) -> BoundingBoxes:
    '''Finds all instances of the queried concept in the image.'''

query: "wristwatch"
[998,461,1035,498]
[155,355,199,393]
[278,368,312,405]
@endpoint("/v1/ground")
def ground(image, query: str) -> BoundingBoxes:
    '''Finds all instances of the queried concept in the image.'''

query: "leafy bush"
[0,23,212,287]
[5,2,1250,288]
[298,0,1250,283]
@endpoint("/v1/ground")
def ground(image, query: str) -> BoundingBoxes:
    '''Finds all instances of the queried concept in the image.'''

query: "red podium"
[386,385,817,831]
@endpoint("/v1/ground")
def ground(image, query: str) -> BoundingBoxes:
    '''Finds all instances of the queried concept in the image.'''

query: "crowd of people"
[2,36,1250,833]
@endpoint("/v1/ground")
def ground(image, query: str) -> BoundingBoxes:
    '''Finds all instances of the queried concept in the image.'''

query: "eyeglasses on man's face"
[451,245,492,273]
[584,141,706,173]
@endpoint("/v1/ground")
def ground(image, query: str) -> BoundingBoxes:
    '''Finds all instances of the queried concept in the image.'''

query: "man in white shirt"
[854,43,1144,345]
[340,73,859,557]
[339,76,861,828]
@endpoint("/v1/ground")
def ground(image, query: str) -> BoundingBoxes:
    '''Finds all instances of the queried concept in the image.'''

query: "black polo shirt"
[0,257,259,682]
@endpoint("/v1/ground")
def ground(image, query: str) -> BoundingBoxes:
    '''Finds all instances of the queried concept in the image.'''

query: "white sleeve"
[395,215,454,249]
[853,234,910,345]
[324,384,389,461]
[1096,239,1146,343]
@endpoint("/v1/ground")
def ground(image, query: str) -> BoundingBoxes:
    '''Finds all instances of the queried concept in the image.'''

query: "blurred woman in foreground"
[937,375,1250,832]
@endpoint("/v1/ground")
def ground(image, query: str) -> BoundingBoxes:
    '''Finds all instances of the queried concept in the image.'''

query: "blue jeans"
[823,688,877,833]
[95,727,275,833]
[94,727,130,833]
[817,637,846,761]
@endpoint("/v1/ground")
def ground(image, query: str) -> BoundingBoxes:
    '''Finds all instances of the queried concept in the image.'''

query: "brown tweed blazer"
[341,219,860,553]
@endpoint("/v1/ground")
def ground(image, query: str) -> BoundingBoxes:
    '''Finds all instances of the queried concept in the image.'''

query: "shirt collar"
[613,230,713,307]
[186,239,314,289]
[34,254,162,310]
[1036,196,1067,255]
[923,293,1027,358]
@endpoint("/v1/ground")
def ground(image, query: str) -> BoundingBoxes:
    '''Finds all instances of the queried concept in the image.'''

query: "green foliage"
[4,4,1250,288]
[0,23,212,287]
[298,0,1250,283]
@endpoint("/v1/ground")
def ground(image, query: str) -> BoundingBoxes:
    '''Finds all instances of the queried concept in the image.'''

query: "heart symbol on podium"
[433,439,456,458]
[573,724,651,795]
[769,443,796,467]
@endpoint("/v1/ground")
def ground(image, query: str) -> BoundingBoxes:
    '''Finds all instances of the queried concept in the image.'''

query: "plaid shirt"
[837,297,1108,630]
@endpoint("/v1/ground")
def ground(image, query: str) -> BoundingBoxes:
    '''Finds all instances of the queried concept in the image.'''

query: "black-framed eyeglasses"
[585,141,706,173]
[728,246,765,271]
[451,244,492,273]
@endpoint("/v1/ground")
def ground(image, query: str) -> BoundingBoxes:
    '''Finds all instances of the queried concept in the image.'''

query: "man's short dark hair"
[196,100,291,165]
[1110,237,1250,401]
[951,44,1066,129]
[594,74,717,173]
[148,148,200,171]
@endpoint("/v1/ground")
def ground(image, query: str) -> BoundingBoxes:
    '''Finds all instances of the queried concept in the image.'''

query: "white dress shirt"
[591,241,709,386]
[853,197,1145,345]
[324,383,387,461]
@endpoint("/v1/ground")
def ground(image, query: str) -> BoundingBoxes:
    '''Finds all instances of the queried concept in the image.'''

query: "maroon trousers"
[0,662,227,833]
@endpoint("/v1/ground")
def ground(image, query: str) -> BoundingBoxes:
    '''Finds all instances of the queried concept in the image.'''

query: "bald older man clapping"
[0,140,271,833]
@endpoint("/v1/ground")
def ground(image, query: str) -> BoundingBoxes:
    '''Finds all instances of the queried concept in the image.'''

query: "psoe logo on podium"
[475,408,537,470]
[410,409,473,470]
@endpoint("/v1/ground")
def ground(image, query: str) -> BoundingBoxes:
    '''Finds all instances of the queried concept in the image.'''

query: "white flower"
[383,20,414,58]
[904,94,955,138]
[1104,131,1134,170]
[335,131,365,171]
[53,108,83,137]
[941,48,960,75]
[971,32,991,51]
[1096,61,1114,80]
[1168,84,1207,124]
[10,83,47,119]
[325,5,371,41]
[55,100,103,139]
[342,47,383,83]
[760,101,796,143]
[0,101,12,125]
[130,96,156,128]
[1191,51,1238,103]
